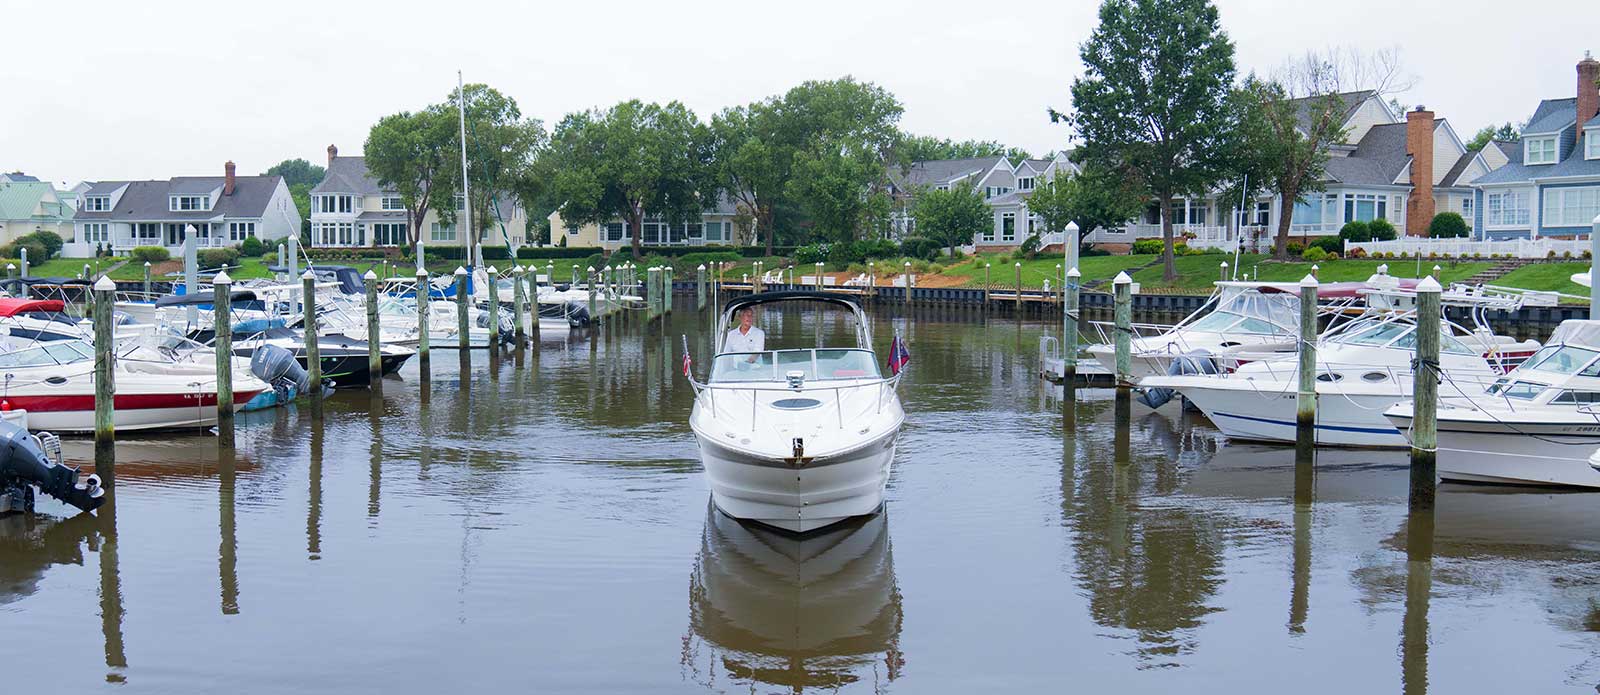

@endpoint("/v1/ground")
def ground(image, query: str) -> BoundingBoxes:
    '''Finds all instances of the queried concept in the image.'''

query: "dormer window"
[1587,131,1600,160]
[1017,177,1035,191]
[455,193,466,210]
[1526,136,1558,165]
[84,196,110,212]
[169,195,209,211]
[381,196,404,211]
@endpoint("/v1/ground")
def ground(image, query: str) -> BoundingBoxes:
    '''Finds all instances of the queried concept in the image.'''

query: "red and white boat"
[0,340,267,433]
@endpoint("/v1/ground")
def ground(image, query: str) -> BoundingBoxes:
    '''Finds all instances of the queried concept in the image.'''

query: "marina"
[4,276,1600,692]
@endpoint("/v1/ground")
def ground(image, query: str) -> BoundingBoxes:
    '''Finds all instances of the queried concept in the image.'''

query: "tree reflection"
[683,505,903,693]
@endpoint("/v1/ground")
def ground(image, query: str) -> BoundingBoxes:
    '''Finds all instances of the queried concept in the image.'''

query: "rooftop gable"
[1524,98,1577,134]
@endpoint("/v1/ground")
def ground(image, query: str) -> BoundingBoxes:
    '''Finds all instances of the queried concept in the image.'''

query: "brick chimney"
[223,160,236,196]
[327,144,338,168]
[1579,51,1600,148]
[1405,106,1435,237]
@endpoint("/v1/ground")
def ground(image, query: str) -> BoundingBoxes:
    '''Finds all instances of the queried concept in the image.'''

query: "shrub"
[516,246,605,260]
[899,237,941,261]
[1287,241,1305,255]
[2,240,47,267]
[198,247,241,268]
[1131,238,1163,254]
[1310,236,1343,255]
[1428,212,1470,239]
[239,236,266,257]
[19,231,63,260]
[129,246,171,263]
[1080,244,1111,257]
[1018,234,1043,260]
[1586,250,1594,260]
[261,252,278,265]
[1564,250,1574,259]
[1338,220,1371,243]
[1301,246,1330,262]
[793,244,825,264]
[1549,250,1558,259]
[1367,218,1398,241]
[858,239,899,260]
[948,249,966,262]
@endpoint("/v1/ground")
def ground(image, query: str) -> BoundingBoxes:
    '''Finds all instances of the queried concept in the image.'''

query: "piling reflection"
[683,506,903,693]
[368,399,382,520]
[98,495,126,682]
[218,448,239,614]
[1400,506,1434,695]
[307,413,324,561]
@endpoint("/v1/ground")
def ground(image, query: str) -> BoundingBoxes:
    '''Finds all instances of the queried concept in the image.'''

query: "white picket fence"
[1346,237,1592,259]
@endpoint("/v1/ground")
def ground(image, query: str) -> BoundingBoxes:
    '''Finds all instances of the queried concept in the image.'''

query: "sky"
[3,0,1594,184]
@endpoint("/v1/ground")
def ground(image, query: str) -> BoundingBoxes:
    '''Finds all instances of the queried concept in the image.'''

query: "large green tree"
[1026,165,1147,245]
[1069,0,1238,281]
[1231,77,1343,259]
[896,136,1031,166]
[546,100,712,258]
[365,107,458,247]
[436,84,546,252]
[910,184,989,254]
[1467,123,1520,151]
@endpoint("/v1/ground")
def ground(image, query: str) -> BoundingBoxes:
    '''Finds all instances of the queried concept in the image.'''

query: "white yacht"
[1387,320,1600,488]
[688,291,905,533]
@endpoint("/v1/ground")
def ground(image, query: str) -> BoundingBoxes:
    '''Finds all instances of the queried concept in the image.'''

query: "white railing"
[1346,237,1591,259]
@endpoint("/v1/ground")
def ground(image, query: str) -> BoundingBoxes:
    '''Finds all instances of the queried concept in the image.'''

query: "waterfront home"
[887,152,1080,251]
[309,146,530,251]
[71,162,299,258]
[1470,53,1600,240]
[548,193,746,250]
[0,175,75,245]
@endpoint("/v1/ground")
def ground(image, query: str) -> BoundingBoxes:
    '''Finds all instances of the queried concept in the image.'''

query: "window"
[316,195,353,214]
[1001,212,1016,242]
[372,223,406,246]
[981,216,996,243]
[985,186,1012,199]
[1252,201,1271,226]
[170,195,209,211]
[686,223,703,239]
[82,222,109,243]
[1542,187,1600,228]
[1588,132,1600,160]
[381,196,404,211]
[603,222,628,242]
[1485,190,1531,227]
[1027,214,1039,234]
[935,185,949,192]
[430,222,455,242]
[134,222,160,243]
[703,221,723,242]
[1017,177,1035,191]
[1343,193,1388,223]
[84,196,110,211]
[454,194,466,210]
[1526,136,1558,165]
[1461,196,1473,227]
[227,221,256,241]
[317,222,355,246]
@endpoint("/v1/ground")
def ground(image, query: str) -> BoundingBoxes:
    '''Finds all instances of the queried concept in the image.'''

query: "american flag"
[682,351,692,377]
[888,336,910,375]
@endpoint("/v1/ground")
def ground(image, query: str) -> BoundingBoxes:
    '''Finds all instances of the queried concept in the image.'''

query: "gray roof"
[1524,98,1577,134]
[893,156,1005,190]
[1321,122,1411,186]
[1588,112,1600,128]
[1438,151,1479,188]
[1288,90,1375,134]
[312,156,388,196]
[74,176,282,221]
[356,210,408,222]
[1,172,39,183]
[1492,140,1520,159]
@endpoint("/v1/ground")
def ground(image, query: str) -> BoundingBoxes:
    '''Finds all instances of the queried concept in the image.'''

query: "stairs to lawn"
[1083,257,1163,290]
[1463,259,1536,286]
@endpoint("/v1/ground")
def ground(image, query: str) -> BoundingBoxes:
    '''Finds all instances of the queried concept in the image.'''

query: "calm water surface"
[5,299,1600,693]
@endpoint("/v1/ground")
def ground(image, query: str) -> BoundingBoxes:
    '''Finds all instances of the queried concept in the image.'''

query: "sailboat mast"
[457,70,473,266]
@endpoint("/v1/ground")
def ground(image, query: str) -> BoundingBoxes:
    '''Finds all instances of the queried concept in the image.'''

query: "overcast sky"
[4,0,1594,184]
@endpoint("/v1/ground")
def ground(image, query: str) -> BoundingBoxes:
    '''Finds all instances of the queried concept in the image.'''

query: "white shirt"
[724,326,765,353]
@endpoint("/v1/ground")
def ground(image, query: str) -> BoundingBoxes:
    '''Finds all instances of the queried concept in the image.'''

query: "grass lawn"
[940,252,1152,289]
[1491,262,1590,296]
[1124,254,1490,292]
[16,257,126,279]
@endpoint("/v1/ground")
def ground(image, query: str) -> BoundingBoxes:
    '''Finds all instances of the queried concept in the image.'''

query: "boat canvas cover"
[1212,285,1298,331]
[1546,320,1600,349]
[0,298,66,316]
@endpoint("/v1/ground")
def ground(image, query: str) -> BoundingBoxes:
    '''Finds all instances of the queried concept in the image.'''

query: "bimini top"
[1546,320,1600,349]
[154,289,260,307]
[0,298,66,316]
[719,290,873,352]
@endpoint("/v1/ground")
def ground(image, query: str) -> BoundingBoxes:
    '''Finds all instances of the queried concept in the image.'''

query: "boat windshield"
[1487,378,1549,400]
[1518,344,1600,376]
[1334,321,1474,355]
[711,348,881,383]
[0,340,94,368]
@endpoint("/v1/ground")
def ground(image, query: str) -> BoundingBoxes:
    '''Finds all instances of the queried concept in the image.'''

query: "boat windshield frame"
[0,340,95,368]
[710,347,882,384]
[716,291,873,353]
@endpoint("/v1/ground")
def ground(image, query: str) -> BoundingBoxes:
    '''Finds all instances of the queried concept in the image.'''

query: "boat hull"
[1158,380,1409,447]
[696,430,897,534]
[1386,413,1600,488]
[4,390,264,433]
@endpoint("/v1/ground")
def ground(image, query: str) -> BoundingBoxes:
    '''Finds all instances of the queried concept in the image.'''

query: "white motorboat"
[688,291,905,533]
[1387,320,1600,488]
[0,339,267,432]
[1144,284,1538,448]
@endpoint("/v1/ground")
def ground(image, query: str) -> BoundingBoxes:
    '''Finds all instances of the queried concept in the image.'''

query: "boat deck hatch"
[770,398,822,410]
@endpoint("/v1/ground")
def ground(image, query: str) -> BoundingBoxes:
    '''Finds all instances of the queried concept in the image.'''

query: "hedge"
[513,246,606,260]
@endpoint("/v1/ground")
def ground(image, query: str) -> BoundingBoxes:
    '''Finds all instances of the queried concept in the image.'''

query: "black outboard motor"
[0,421,104,514]
[251,343,314,397]
[1136,351,1220,410]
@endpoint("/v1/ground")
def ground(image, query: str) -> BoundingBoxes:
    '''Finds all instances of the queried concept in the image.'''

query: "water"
[6,300,1600,693]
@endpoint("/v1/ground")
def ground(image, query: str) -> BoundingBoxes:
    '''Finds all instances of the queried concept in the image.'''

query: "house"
[548,193,745,249]
[888,152,1080,250]
[70,162,299,258]
[0,175,75,245]
[1470,53,1600,240]
[309,145,530,251]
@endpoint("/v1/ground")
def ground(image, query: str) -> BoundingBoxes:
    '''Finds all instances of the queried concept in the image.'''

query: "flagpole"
[457,70,473,267]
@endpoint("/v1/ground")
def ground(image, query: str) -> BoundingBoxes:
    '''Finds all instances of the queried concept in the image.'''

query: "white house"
[548,193,746,250]
[309,145,530,250]
[70,162,300,258]
[888,152,1080,250]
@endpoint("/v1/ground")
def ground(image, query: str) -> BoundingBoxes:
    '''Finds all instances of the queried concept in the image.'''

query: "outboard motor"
[1137,351,1220,410]
[0,421,104,514]
[251,343,314,397]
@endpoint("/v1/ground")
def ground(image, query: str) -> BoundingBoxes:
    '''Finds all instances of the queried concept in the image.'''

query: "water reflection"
[683,505,903,693]
[0,511,98,605]
[219,448,239,614]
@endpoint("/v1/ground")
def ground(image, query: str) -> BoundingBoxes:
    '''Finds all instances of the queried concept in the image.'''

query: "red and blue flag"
[888,336,910,375]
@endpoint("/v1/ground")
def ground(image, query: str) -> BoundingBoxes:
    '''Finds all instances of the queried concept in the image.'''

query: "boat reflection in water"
[683,503,903,693]
[0,511,99,606]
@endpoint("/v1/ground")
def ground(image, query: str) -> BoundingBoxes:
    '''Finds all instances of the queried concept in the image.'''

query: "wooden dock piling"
[586,266,597,326]
[527,266,540,341]
[1409,276,1441,510]
[303,271,322,399]
[92,276,116,478]
[486,266,502,348]
[415,268,430,375]
[1065,267,1080,385]
[213,271,235,447]
[365,269,381,391]
[1295,275,1319,462]
[697,264,706,311]
[454,267,469,351]
[512,265,526,345]
[1112,272,1133,462]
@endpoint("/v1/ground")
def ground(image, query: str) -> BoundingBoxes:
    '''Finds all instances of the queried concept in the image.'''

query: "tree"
[546,100,712,258]
[910,184,989,254]
[264,159,326,188]
[365,108,457,247]
[1026,165,1147,245]
[1467,123,1521,151]
[1428,212,1469,238]
[437,84,546,252]
[896,136,1030,166]
[1070,0,1238,282]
